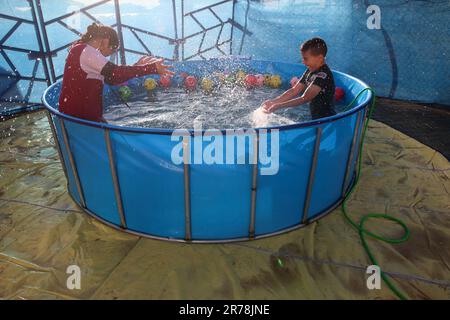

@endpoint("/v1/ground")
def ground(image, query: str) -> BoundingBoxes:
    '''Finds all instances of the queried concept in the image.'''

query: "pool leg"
[45,111,69,185]
[59,118,86,209]
[342,111,363,197]
[183,137,192,241]
[249,132,259,240]
[302,127,322,224]
[104,129,127,229]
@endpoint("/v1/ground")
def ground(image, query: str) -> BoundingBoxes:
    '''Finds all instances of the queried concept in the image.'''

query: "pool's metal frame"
[44,82,370,242]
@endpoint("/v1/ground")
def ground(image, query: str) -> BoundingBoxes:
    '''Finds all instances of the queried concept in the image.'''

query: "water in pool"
[103,81,345,130]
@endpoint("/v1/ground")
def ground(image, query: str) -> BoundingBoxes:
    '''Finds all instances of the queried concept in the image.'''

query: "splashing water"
[103,85,343,130]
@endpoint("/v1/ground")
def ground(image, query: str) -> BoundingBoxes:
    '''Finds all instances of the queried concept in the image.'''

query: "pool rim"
[42,60,373,135]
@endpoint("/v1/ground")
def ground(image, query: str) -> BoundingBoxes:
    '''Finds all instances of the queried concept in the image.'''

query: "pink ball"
[159,75,172,88]
[290,77,299,88]
[335,87,345,102]
[244,74,258,88]
[255,74,265,87]
[184,76,197,90]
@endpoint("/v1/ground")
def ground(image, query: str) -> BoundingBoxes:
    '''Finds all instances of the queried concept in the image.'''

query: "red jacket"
[59,43,157,122]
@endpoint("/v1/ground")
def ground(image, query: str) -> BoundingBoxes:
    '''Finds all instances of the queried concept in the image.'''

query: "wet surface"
[0,103,449,299]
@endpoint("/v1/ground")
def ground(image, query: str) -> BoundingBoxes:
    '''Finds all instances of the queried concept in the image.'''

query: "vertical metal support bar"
[183,135,192,241]
[171,0,179,61]
[249,131,259,239]
[181,0,185,61]
[352,106,369,180]
[230,0,236,55]
[302,127,322,224]
[59,118,86,208]
[341,111,362,197]
[114,0,126,65]
[34,0,56,83]
[29,0,51,86]
[105,129,127,228]
[238,0,250,55]
[45,111,69,182]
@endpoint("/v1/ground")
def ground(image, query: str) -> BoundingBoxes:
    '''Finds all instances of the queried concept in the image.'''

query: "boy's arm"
[264,84,321,112]
[272,80,306,103]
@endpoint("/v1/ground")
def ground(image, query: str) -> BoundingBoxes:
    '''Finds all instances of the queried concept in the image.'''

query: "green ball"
[118,86,132,101]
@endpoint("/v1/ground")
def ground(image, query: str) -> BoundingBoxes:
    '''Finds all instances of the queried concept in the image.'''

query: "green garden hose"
[341,88,410,300]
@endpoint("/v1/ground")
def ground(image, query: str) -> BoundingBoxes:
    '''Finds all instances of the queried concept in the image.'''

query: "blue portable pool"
[43,58,372,243]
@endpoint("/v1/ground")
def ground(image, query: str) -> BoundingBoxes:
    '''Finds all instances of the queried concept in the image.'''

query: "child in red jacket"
[59,23,174,122]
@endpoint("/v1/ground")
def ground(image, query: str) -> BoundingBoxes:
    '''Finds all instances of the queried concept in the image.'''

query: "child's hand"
[134,55,158,66]
[153,58,175,77]
[261,100,282,113]
[261,100,276,113]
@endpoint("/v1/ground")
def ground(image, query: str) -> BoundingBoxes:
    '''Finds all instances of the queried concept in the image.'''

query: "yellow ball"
[201,78,214,92]
[235,70,246,83]
[269,75,282,88]
[144,78,157,91]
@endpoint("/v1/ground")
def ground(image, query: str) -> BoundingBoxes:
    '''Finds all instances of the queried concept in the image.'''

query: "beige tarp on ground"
[0,111,449,300]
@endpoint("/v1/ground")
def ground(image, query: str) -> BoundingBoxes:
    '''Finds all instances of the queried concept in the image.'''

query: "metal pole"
[171,0,179,61]
[302,127,322,224]
[114,0,126,65]
[342,111,362,197]
[59,118,86,208]
[29,0,51,87]
[183,136,192,241]
[181,0,185,61]
[34,0,56,83]
[249,132,258,239]
[352,106,369,181]
[45,111,69,182]
[230,0,236,55]
[104,129,127,228]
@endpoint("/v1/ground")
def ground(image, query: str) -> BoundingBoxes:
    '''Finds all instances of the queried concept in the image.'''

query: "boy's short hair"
[301,38,328,57]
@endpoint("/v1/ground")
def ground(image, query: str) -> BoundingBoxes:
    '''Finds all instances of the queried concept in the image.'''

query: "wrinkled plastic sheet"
[0,111,449,299]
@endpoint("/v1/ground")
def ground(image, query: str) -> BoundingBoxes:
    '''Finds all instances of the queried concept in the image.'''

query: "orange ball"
[159,75,172,88]
[184,76,197,90]
[244,74,258,88]
[335,87,345,102]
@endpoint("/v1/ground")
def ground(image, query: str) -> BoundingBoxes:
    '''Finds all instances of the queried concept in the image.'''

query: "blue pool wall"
[43,59,371,242]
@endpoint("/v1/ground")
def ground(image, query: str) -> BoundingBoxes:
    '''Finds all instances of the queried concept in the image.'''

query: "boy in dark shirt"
[261,38,336,120]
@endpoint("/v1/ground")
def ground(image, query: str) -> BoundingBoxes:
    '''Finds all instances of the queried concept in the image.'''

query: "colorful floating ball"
[269,75,282,88]
[290,77,299,88]
[159,75,172,88]
[224,74,236,85]
[263,74,272,86]
[184,76,198,90]
[235,70,247,83]
[118,86,132,101]
[201,78,214,92]
[244,74,258,88]
[335,87,345,102]
[255,74,265,87]
[144,78,157,91]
